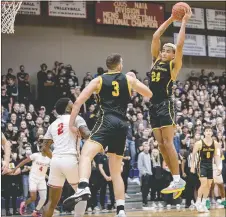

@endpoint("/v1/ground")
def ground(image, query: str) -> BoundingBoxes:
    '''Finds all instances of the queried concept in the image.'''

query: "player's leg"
[43,187,62,217]
[20,178,38,215]
[109,154,125,216]
[160,126,185,194]
[43,157,65,217]
[64,156,87,217]
[63,140,103,207]
[152,128,173,172]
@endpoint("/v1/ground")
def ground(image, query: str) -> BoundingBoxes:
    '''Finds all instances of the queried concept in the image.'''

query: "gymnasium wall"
[1,1,225,87]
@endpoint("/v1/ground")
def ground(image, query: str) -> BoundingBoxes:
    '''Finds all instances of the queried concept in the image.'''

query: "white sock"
[196,197,201,204]
[79,178,89,183]
[36,190,47,211]
[116,199,125,207]
[74,201,87,217]
[173,175,180,182]
[202,198,207,205]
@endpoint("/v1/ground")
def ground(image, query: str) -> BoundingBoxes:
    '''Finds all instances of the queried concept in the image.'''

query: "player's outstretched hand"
[216,169,222,176]
[182,8,192,23]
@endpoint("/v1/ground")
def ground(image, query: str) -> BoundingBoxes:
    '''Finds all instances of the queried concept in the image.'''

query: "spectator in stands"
[138,142,153,208]
[1,106,9,131]
[37,63,48,106]
[126,121,136,167]
[6,68,16,81]
[99,148,115,211]
[122,145,131,199]
[43,70,56,112]
[28,104,38,120]
[1,85,12,113]
[7,77,18,104]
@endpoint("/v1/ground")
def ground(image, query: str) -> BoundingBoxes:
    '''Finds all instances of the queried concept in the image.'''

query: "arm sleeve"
[44,125,52,140]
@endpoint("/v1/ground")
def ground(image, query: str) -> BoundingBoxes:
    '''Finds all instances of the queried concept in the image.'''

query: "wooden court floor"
[62,209,225,217]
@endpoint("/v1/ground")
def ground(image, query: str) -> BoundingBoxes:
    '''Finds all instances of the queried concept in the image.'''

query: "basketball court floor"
[60,209,225,217]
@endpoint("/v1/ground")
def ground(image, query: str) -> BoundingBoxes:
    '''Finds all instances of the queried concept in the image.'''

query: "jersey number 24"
[151,72,160,82]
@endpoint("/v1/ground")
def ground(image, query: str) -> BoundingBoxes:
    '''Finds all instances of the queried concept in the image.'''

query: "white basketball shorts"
[48,155,79,188]
[29,176,47,191]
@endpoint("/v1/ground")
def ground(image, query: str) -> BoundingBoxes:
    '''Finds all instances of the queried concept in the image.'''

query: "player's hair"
[55,98,71,115]
[163,43,176,53]
[204,125,212,131]
[106,53,122,70]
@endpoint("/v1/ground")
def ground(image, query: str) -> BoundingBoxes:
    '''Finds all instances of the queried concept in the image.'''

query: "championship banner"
[174,33,206,56]
[208,36,226,58]
[95,1,164,28]
[206,9,226,31]
[18,1,40,15]
[173,8,205,29]
[48,1,86,18]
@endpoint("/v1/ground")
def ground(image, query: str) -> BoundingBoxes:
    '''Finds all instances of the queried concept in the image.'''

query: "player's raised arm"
[171,8,192,80]
[151,16,175,60]
[10,156,32,174]
[69,77,100,132]
[190,141,201,174]
[126,75,153,98]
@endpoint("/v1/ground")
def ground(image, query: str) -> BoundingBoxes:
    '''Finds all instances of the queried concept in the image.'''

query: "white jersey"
[44,114,87,156]
[29,153,51,180]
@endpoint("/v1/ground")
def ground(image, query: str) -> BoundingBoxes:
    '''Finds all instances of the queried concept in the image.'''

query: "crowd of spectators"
[1,62,226,214]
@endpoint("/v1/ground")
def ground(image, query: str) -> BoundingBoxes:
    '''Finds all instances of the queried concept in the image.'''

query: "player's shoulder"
[195,140,202,148]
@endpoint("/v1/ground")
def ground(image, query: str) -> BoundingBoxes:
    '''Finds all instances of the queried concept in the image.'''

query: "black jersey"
[97,72,131,117]
[199,140,215,164]
[149,59,174,103]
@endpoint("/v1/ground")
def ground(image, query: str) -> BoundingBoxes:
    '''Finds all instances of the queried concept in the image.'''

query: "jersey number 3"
[112,81,119,96]
[57,123,63,135]
[151,72,160,82]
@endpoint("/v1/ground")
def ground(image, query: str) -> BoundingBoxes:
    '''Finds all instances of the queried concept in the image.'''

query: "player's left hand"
[1,161,9,175]
[182,7,192,23]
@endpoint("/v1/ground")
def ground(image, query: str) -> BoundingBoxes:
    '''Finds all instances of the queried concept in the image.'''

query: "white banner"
[48,1,86,18]
[206,9,226,31]
[18,1,40,15]
[208,36,226,58]
[174,33,206,56]
[173,8,205,29]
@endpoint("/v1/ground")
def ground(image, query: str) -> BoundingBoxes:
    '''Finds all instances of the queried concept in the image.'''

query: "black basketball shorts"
[89,113,128,157]
[149,99,176,130]
[199,162,213,179]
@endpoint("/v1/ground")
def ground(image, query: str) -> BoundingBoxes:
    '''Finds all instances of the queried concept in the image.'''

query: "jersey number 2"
[151,72,160,82]
[112,81,119,96]
[39,166,43,172]
[57,123,63,135]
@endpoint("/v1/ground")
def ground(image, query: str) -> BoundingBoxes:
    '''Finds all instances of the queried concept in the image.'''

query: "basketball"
[172,2,191,21]
[126,71,136,78]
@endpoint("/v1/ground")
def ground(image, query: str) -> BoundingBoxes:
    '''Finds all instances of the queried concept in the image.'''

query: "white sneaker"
[197,204,205,213]
[152,202,157,208]
[116,210,126,217]
[203,205,209,213]
[87,207,92,212]
[216,202,224,209]
[176,204,181,210]
[166,204,171,210]
[158,202,163,208]
[94,206,100,212]
[63,187,91,208]
[125,193,131,199]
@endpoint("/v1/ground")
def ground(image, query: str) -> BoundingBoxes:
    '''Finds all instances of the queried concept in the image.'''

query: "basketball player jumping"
[11,149,51,217]
[191,126,222,213]
[63,54,153,217]
[1,133,11,175]
[149,9,192,198]
[42,98,90,217]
